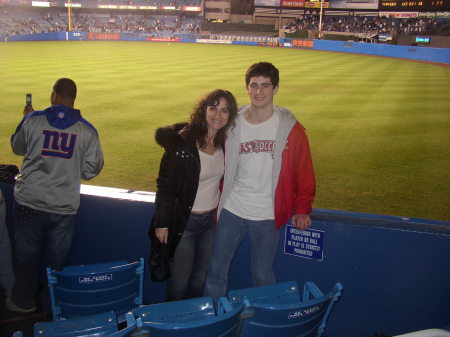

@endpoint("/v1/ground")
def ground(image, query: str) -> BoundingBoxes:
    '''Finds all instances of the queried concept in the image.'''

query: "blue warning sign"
[284,225,324,261]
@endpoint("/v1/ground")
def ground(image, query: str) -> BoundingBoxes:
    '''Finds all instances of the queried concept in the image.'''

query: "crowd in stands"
[70,13,201,34]
[0,9,201,36]
[284,14,449,36]
[1,6,449,38]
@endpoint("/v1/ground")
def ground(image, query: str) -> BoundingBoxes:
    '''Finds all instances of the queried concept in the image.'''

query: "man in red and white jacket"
[204,62,316,301]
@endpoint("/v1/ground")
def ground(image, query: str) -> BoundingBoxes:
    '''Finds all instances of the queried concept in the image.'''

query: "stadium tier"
[1,7,448,37]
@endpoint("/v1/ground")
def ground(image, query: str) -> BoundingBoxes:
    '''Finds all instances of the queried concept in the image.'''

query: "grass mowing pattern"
[1,41,449,221]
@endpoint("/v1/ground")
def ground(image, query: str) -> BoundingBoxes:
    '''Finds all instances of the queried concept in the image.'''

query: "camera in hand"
[26,93,32,107]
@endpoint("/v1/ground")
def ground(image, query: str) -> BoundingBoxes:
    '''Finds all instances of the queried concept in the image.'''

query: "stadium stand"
[0,7,202,36]
[1,5,448,39]
[283,14,449,36]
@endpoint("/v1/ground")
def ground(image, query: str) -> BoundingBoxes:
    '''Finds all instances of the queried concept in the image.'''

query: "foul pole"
[67,0,72,31]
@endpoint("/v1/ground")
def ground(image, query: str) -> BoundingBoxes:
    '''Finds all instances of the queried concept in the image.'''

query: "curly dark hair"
[188,89,238,149]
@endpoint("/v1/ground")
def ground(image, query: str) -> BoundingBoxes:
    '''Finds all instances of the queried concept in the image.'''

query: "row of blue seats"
[13,258,343,337]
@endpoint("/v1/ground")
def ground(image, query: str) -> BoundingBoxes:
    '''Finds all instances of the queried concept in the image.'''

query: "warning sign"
[284,225,324,261]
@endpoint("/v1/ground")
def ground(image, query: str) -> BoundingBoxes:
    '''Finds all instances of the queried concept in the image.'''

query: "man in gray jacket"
[7,78,104,313]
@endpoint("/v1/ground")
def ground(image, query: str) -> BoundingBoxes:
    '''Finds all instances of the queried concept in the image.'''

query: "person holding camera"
[150,89,237,301]
[7,78,104,313]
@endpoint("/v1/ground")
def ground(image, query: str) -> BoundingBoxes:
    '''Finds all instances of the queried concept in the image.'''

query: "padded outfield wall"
[1,182,449,337]
[4,31,450,64]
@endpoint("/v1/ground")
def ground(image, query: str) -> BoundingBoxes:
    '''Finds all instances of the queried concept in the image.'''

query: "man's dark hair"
[245,62,279,88]
[53,78,77,101]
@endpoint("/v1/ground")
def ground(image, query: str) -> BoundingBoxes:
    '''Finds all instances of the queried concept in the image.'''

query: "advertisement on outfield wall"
[146,37,180,42]
[87,32,120,40]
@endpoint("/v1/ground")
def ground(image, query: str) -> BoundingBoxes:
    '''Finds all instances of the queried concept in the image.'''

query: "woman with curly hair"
[149,89,238,301]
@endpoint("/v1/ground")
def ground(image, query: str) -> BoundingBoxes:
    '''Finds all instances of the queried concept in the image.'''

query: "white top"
[191,148,224,212]
[224,112,279,220]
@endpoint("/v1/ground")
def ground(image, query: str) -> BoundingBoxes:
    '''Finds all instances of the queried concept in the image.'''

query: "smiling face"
[205,97,231,132]
[247,76,279,110]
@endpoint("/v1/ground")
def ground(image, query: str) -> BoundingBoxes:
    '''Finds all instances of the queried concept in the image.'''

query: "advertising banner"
[197,39,232,44]
[254,0,281,6]
[146,37,180,42]
[281,0,305,7]
[379,11,418,18]
[86,32,120,40]
[305,1,329,8]
[329,0,378,9]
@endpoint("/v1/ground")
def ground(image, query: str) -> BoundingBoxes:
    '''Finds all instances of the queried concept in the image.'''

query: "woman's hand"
[155,228,169,244]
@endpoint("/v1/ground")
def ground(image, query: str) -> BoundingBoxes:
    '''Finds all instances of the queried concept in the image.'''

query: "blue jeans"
[11,202,76,309]
[204,208,280,301]
[0,191,14,295]
[167,209,215,301]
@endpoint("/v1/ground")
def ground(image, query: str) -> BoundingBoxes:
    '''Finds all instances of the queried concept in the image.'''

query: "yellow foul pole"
[68,0,72,31]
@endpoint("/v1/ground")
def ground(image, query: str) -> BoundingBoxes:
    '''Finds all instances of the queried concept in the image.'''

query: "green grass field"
[1,41,449,221]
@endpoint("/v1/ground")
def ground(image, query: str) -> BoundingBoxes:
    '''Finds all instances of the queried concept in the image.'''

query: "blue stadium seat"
[31,311,144,337]
[228,281,343,337]
[33,311,118,336]
[136,296,245,337]
[47,258,144,322]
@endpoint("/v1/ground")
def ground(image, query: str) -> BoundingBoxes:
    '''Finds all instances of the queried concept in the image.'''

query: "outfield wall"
[313,39,450,64]
[4,31,450,64]
[1,182,449,337]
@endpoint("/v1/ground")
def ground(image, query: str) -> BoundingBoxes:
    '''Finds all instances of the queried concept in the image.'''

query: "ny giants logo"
[41,130,77,159]
[240,140,276,154]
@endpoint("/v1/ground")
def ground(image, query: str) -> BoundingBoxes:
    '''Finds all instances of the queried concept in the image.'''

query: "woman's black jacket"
[150,123,201,260]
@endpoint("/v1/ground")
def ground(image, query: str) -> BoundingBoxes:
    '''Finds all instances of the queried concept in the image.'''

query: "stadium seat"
[31,311,145,337]
[47,258,144,322]
[228,281,343,337]
[135,296,245,337]
[33,311,118,336]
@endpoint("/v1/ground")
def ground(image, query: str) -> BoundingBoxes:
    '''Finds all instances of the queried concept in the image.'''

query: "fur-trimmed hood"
[154,123,189,151]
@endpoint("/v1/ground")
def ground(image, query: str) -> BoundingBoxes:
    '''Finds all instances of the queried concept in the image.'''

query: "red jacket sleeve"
[274,122,316,228]
[290,123,316,215]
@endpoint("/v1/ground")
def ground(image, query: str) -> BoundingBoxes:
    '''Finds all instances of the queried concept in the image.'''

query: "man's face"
[247,76,278,110]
